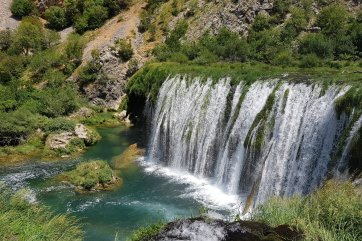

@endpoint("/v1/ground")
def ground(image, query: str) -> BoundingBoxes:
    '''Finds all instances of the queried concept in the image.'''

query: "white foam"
[138,158,240,212]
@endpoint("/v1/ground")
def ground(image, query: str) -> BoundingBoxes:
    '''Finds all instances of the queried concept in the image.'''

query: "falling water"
[147,75,356,207]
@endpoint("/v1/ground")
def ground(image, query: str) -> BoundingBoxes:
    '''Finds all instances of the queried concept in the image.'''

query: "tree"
[84,5,108,30]
[10,0,36,18]
[45,6,68,30]
[13,20,44,55]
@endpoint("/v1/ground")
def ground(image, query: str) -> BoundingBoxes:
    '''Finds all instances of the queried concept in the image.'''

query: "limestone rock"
[46,132,75,149]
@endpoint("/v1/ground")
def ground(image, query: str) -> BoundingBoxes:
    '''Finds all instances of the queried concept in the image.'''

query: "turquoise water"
[0,126,205,241]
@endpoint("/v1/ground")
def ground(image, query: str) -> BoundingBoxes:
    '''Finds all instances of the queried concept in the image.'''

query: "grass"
[127,61,362,103]
[126,222,166,241]
[58,160,121,191]
[0,185,83,241]
[252,180,362,241]
[81,112,123,127]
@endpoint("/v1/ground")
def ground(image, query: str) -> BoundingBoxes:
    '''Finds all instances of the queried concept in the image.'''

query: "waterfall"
[147,75,355,207]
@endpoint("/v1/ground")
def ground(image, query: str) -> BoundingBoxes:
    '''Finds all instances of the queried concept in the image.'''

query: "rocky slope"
[0,0,19,30]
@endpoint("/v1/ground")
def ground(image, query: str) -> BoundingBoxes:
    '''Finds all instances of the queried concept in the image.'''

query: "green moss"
[282,88,289,114]
[59,160,120,191]
[335,86,362,117]
[244,84,280,150]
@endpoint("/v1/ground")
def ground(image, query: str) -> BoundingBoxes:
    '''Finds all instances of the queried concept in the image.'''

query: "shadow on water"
[0,125,200,241]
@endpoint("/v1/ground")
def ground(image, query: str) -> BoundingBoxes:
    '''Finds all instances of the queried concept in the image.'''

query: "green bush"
[317,4,349,37]
[127,58,139,76]
[253,180,362,241]
[43,118,76,133]
[116,39,134,61]
[10,0,36,18]
[299,53,321,68]
[299,33,333,58]
[45,6,68,30]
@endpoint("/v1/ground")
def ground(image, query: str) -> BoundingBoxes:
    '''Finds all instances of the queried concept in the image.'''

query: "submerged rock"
[150,218,302,241]
[112,143,145,169]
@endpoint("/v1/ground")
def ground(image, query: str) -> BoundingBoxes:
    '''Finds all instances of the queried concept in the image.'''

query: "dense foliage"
[0,185,83,240]
[11,0,133,33]
[253,180,362,241]
[152,3,362,68]
[0,17,86,148]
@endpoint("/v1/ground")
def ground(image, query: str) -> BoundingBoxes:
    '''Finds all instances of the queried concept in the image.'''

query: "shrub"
[298,33,333,58]
[43,117,75,133]
[10,0,36,18]
[299,53,320,68]
[251,14,272,32]
[165,20,188,49]
[45,6,68,30]
[126,58,139,76]
[0,29,13,51]
[272,50,295,66]
[273,0,292,17]
[116,39,133,61]
[316,4,349,37]
[85,5,109,30]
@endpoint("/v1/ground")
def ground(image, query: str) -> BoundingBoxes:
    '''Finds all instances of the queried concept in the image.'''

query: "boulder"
[45,132,75,149]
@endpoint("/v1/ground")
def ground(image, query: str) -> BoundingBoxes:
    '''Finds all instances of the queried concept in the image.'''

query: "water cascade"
[147,75,358,207]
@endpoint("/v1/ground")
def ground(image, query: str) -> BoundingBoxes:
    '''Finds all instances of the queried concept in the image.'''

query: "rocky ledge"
[149,218,303,241]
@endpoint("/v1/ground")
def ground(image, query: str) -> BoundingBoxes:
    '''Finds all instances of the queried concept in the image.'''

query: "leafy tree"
[11,18,44,55]
[85,5,109,30]
[43,30,61,48]
[10,0,36,18]
[45,6,68,30]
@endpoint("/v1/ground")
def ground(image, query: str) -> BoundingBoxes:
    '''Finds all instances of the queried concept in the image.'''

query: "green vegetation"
[127,62,362,102]
[127,222,166,241]
[0,185,83,240]
[253,180,362,241]
[151,3,362,67]
[11,0,133,33]
[58,160,121,190]
[10,0,36,18]
[116,39,134,62]
[0,17,96,161]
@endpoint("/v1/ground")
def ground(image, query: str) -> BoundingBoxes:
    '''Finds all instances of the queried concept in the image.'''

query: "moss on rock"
[58,160,122,191]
